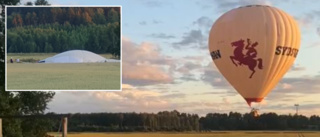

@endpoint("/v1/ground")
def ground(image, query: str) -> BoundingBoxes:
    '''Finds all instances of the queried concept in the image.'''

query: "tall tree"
[25,12,32,25]
[12,13,23,27]
[0,0,55,136]
[1,0,23,136]
[31,12,37,25]
[25,1,33,5]
[82,12,93,24]
[108,8,119,23]
[34,0,49,5]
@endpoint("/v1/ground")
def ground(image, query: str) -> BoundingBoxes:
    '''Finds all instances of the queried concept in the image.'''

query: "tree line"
[49,110,199,132]
[46,110,320,132]
[7,7,120,28]
[200,112,314,130]
[1,0,57,137]
[7,7,121,58]
[7,23,120,57]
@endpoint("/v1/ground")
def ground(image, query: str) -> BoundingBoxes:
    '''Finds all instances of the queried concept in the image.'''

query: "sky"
[17,0,320,116]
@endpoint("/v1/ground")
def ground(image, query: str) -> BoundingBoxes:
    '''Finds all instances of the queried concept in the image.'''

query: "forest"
[46,110,320,132]
[7,7,121,58]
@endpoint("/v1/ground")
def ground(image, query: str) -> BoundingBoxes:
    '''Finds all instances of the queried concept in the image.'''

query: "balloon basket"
[251,108,260,117]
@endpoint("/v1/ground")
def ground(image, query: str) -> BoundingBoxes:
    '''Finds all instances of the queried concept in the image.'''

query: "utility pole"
[62,117,68,137]
[0,118,2,137]
[294,104,299,115]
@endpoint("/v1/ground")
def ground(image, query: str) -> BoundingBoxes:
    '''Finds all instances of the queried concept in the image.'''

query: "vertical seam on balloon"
[256,6,267,98]
[292,11,299,65]
[280,10,300,84]
[264,8,292,99]
[225,9,243,94]
[229,8,246,98]
[259,7,279,99]
[269,9,293,97]
[257,6,273,98]
[277,10,297,84]
[262,7,286,98]
[208,8,238,99]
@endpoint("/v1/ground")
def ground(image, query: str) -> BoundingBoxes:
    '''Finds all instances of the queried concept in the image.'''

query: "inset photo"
[5,6,121,91]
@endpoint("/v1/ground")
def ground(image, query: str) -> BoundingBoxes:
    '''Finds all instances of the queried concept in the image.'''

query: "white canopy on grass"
[39,50,120,63]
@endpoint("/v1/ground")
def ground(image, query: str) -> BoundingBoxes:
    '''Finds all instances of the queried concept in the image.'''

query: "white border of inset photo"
[5,5,122,92]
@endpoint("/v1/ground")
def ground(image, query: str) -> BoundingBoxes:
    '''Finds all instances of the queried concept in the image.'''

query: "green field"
[7,53,115,62]
[7,53,120,90]
[48,132,320,137]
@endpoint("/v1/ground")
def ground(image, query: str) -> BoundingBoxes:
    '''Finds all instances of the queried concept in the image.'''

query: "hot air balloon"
[208,5,300,107]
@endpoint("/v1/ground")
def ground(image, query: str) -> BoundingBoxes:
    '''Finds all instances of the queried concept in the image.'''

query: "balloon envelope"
[208,5,300,106]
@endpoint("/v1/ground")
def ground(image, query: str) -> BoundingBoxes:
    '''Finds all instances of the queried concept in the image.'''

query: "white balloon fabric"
[208,5,300,106]
[39,50,120,63]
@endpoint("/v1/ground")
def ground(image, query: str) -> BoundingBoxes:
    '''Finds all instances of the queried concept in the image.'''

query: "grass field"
[48,131,320,137]
[7,53,115,62]
[7,53,120,90]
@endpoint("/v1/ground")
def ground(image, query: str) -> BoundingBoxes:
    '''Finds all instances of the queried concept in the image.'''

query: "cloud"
[122,37,175,65]
[222,97,231,105]
[139,20,163,26]
[142,0,165,8]
[153,20,162,24]
[172,16,214,50]
[184,56,205,61]
[264,74,320,103]
[19,0,30,5]
[278,76,320,94]
[169,99,248,116]
[175,55,207,73]
[198,91,229,95]
[48,74,320,115]
[289,64,306,72]
[173,29,204,48]
[198,62,320,107]
[48,84,171,113]
[200,63,232,89]
[179,74,198,81]
[193,16,213,29]
[192,73,320,105]
[317,27,320,36]
[198,62,316,100]
[48,84,188,114]
[258,102,320,116]
[218,0,272,9]
[197,0,272,12]
[281,83,293,89]
[148,33,175,39]
[295,10,320,29]
[295,13,316,28]
[19,0,67,5]
[122,37,174,86]
[161,93,186,99]
[123,64,173,85]
[305,41,320,49]
[199,63,239,96]
[174,56,211,82]
[47,87,235,115]
[139,21,147,25]
[176,61,200,74]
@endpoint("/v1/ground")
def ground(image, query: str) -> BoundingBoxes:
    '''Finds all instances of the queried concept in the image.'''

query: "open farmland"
[48,131,320,137]
[7,53,115,62]
[7,53,120,90]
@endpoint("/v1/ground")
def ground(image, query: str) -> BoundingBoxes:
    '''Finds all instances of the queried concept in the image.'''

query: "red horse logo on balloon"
[230,39,263,78]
